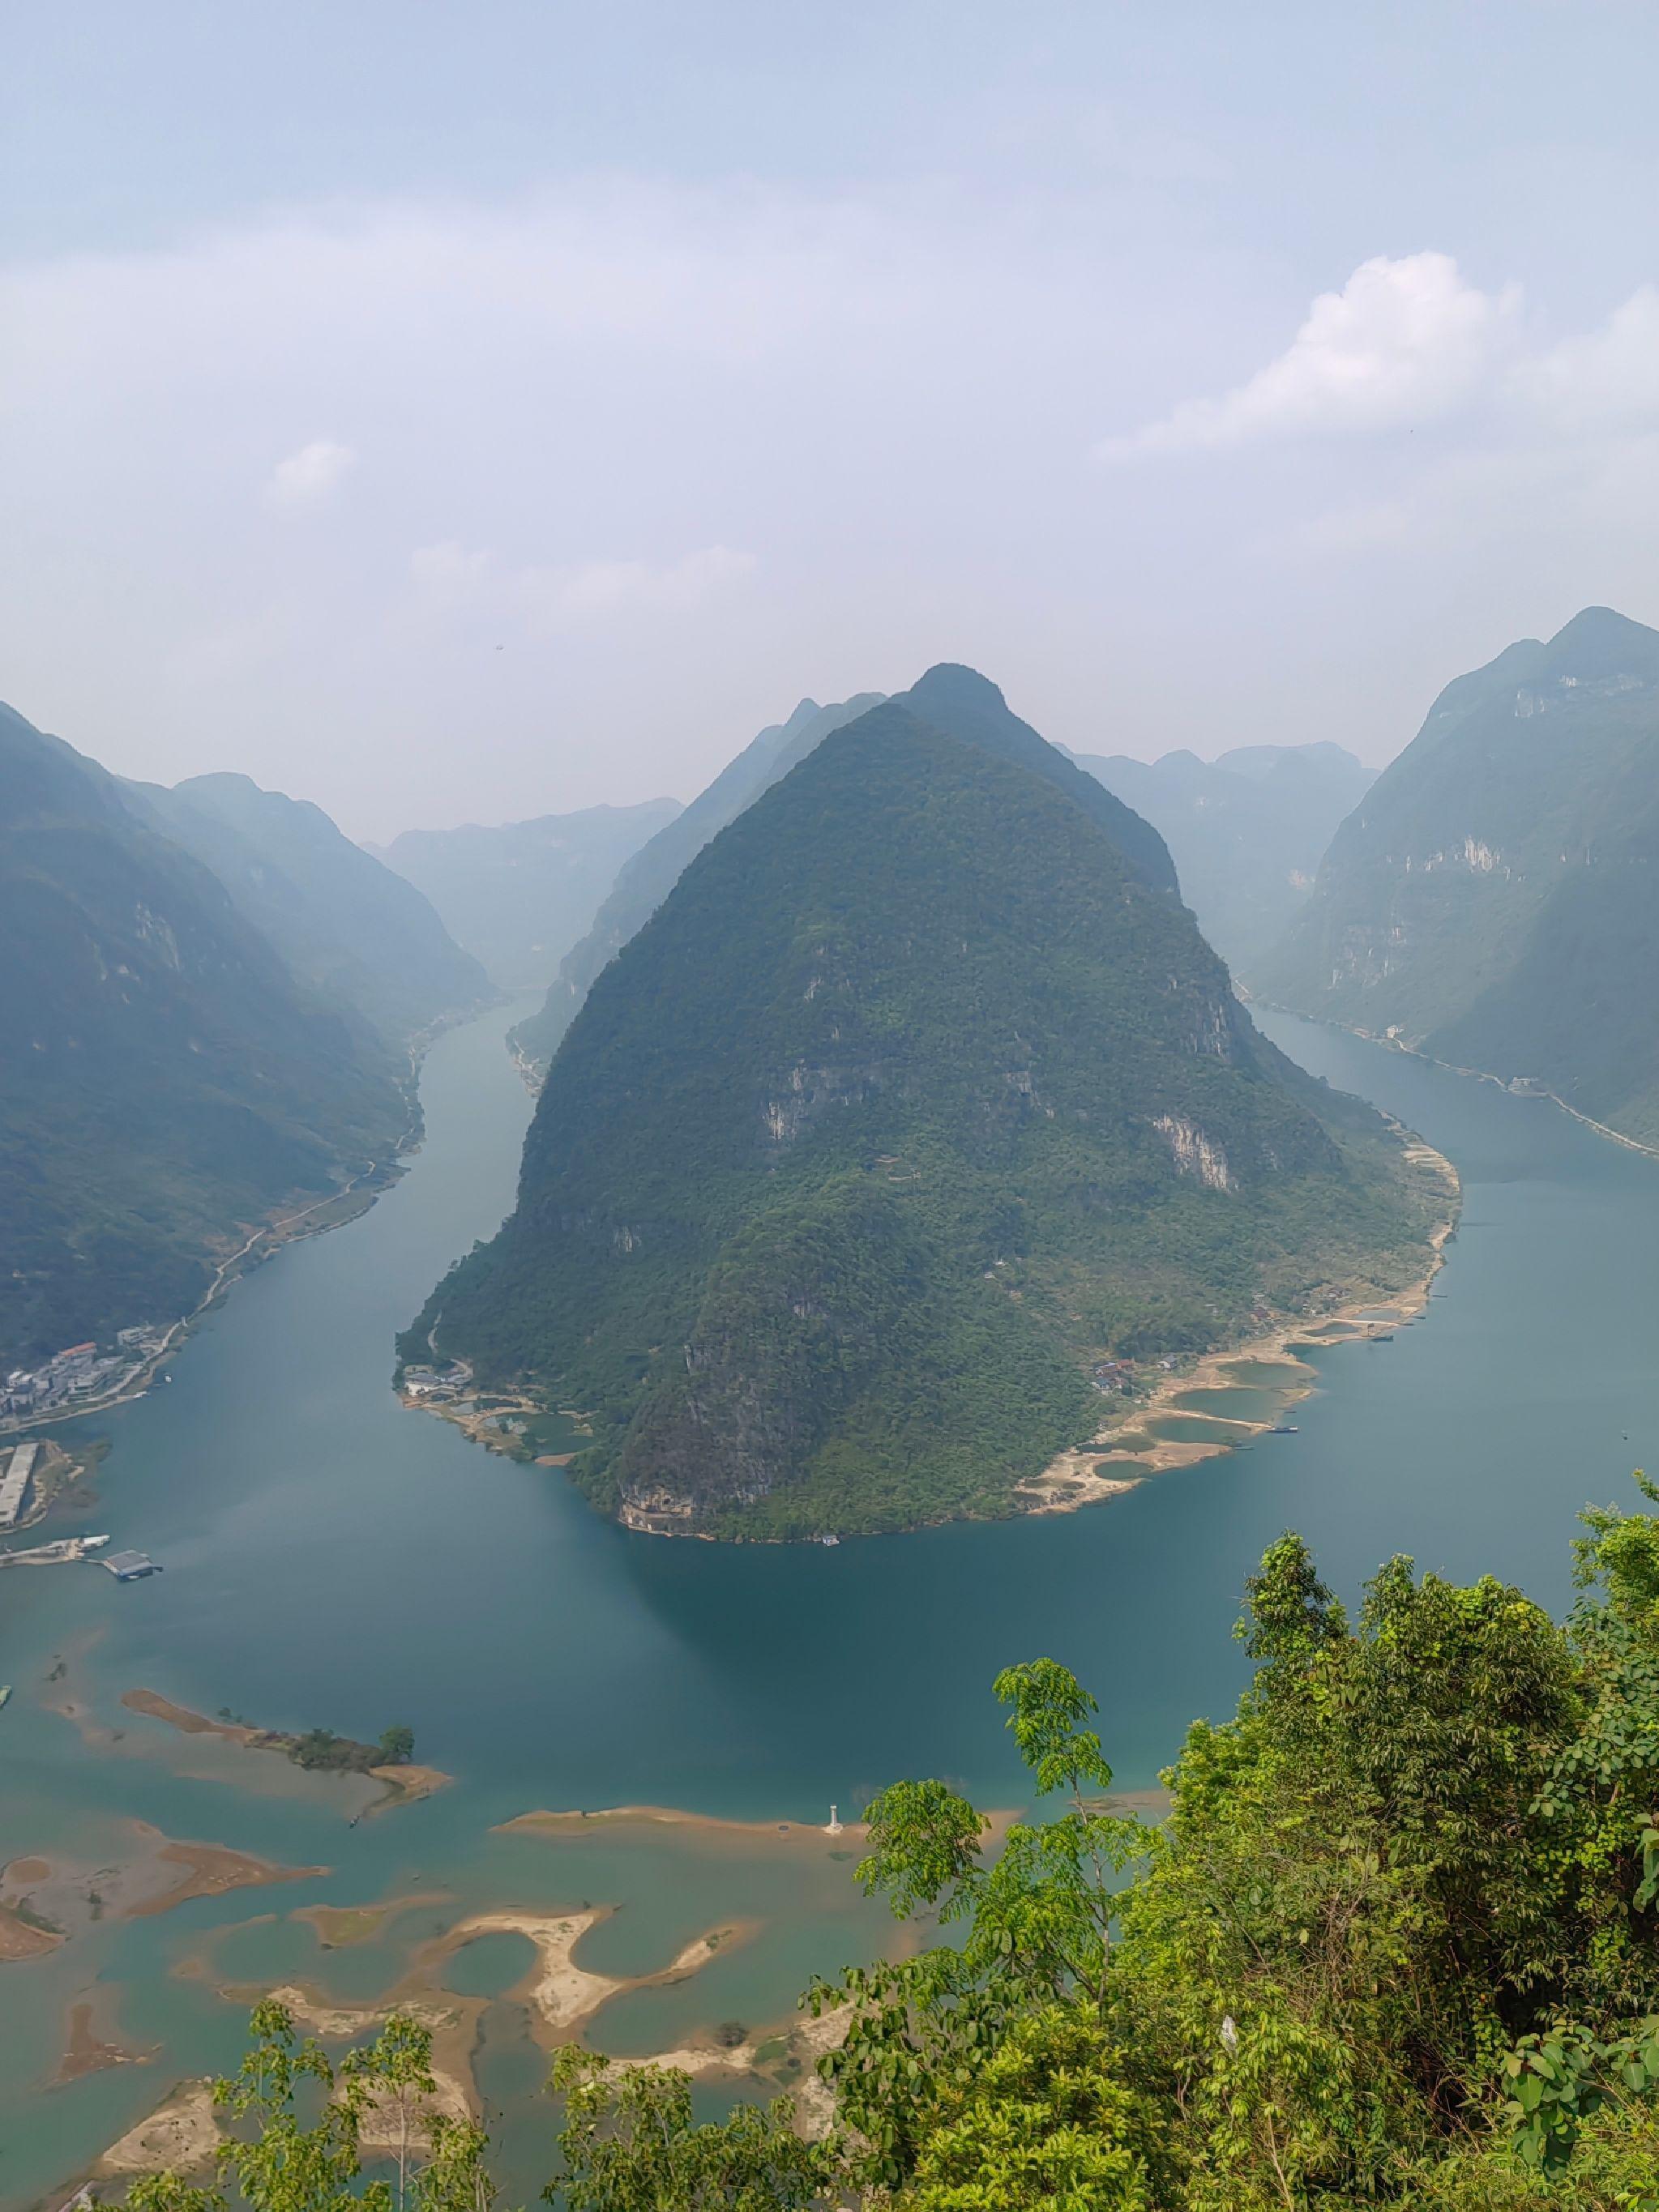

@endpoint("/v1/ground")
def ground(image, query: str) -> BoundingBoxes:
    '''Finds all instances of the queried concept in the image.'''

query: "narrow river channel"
[4,998,1658,2206]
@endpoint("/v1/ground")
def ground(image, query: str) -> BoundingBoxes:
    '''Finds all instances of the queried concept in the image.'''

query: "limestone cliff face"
[1259,607,1659,1143]
[410,685,1432,1538]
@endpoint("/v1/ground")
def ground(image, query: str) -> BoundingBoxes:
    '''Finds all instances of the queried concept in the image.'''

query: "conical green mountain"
[408,683,1438,1538]
[1259,607,1659,1142]
[509,665,1180,1076]
[0,702,408,1368]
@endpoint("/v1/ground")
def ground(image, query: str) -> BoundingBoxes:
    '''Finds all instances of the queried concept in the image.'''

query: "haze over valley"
[10,7,1659,2207]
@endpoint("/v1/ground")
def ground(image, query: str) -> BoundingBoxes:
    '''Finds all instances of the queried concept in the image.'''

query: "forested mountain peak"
[407,694,1438,1539]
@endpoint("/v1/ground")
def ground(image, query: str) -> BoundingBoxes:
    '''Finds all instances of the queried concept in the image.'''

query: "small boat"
[1372,1331,1395,1341]
[1268,1424,1298,1436]
[0,1686,11,1710]
[818,1535,840,1547]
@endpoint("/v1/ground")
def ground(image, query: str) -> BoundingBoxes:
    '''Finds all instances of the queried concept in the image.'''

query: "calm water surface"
[4,1000,1658,2205]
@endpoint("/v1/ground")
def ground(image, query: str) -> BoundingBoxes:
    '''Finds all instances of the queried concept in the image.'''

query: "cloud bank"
[1099,253,1522,459]
[5,186,1659,837]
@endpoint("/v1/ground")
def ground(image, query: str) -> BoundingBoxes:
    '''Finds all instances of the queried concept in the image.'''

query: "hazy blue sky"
[6,2,1659,836]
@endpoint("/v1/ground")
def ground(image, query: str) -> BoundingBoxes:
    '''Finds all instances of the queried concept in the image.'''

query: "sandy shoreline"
[411,1123,1460,1539]
[1020,1130,1461,1514]
[497,1803,867,1847]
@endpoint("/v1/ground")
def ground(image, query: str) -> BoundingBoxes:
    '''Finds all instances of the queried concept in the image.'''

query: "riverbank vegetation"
[207,1707,417,1775]
[117,1475,1659,2207]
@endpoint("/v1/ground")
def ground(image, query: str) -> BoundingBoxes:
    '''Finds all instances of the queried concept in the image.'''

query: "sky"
[5,2,1659,840]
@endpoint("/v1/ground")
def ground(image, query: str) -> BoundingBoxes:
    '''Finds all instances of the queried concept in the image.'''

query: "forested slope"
[408,683,1436,1538]
[1260,607,1659,1142]
[0,702,408,1366]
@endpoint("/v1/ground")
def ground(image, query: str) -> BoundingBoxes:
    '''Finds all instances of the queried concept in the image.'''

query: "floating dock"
[101,1549,160,1581]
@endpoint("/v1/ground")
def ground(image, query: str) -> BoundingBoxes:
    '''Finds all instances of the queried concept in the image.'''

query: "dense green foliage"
[126,1482,1659,2210]
[130,772,494,1045]
[1261,605,1659,1143]
[0,702,409,1367]
[408,681,1437,1537]
[284,1723,414,1774]
[374,797,682,991]
[511,664,1182,1075]
[1074,741,1374,980]
[511,694,885,1072]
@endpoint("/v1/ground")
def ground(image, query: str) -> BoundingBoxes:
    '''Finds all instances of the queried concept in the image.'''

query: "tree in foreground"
[102,1477,1659,2209]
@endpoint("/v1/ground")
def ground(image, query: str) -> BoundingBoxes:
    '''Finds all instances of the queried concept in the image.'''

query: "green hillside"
[0,702,410,1368]
[1259,607,1659,1142]
[511,664,1182,1075]
[130,771,494,1045]
[511,692,884,1072]
[373,795,682,989]
[407,684,1439,1539]
[1074,740,1373,977]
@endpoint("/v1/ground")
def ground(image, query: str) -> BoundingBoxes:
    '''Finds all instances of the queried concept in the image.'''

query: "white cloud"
[408,539,494,604]
[266,438,357,508]
[518,544,756,626]
[1100,252,1521,460]
[1514,284,1659,435]
[405,540,755,630]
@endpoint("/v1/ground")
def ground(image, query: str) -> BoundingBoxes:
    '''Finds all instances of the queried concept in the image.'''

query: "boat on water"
[82,1534,109,1550]
[0,1686,11,1710]
[1268,1424,1299,1435]
[1371,1333,1395,1342]
[818,1535,840,1547]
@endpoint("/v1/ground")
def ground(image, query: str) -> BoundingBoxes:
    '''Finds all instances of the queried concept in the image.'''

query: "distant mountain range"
[406,668,1439,1540]
[1070,741,1374,977]
[130,771,494,1044]
[1,702,425,1368]
[1259,606,1659,1144]
[372,796,682,990]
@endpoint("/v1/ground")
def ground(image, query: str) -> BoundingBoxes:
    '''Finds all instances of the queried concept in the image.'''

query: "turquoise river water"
[3,997,1658,2206]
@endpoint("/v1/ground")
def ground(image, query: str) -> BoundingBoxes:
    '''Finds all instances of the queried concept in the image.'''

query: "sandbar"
[432,1906,759,2042]
[96,2080,221,2177]
[120,1688,452,1816]
[497,1804,867,1847]
[0,1901,64,1961]
[294,1891,451,1948]
[125,1840,327,1919]
[57,1996,158,2083]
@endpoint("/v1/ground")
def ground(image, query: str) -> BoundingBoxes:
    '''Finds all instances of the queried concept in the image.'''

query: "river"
[3,998,1658,2206]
